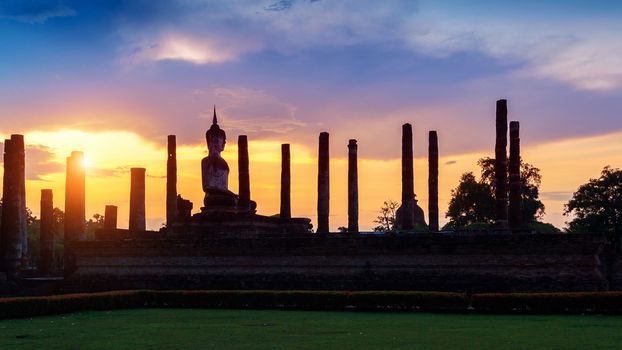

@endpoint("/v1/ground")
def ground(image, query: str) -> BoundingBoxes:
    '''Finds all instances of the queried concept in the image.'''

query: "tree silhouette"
[565,166,622,237]
[445,172,495,229]
[373,200,399,232]
[445,157,546,230]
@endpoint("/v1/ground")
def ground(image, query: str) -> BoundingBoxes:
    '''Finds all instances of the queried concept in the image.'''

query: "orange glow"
[0,129,620,231]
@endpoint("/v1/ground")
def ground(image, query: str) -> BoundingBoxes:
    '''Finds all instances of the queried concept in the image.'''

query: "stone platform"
[173,212,312,237]
[64,232,619,293]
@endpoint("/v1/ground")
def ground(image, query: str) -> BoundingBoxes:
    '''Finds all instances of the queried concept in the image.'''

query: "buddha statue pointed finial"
[213,105,217,125]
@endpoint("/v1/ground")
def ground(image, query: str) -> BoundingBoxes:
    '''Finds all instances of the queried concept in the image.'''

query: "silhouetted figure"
[201,107,238,209]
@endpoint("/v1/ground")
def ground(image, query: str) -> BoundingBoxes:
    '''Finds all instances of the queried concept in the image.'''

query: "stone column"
[280,144,291,219]
[16,136,27,262]
[39,189,54,274]
[428,131,439,232]
[0,138,10,272]
[64,151,86,242]
[1,136,26,274]
[166,135,177,228]
[509,121,523,231]
[348,139,359,233]
[401,124,415,230]
[104,205,118,229]
[317,132,330,233]
[238,135,251,210]
[129,168,146,231]
[494,99,509,229]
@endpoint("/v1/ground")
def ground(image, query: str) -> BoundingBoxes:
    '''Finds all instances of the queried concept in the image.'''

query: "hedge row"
[2,290,622,319]
[472,292,622,314]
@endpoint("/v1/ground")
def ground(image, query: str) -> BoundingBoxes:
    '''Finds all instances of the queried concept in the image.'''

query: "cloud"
[403,7,622,91]
[117,0,418,65]
[196,86,307,136]
[24,144,65,180]
[113,1,622,91]
[540,191,574,201]
[0,0,75,24]
[88,166,128,178]
[122,32,260,66]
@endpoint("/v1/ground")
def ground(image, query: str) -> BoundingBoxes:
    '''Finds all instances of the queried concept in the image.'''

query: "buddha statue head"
[206,106,226,157]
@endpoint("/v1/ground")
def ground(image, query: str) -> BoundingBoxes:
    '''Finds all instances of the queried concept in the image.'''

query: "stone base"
[64,233,616,293]
[170,211,312,237]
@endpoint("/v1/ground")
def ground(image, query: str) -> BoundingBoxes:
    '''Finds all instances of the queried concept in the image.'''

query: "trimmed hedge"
[471,292,622,314]
[3,290,622,319]
[0,290,465,319]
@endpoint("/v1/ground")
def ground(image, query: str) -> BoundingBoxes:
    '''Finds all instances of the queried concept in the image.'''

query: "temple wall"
[64,233,613,293]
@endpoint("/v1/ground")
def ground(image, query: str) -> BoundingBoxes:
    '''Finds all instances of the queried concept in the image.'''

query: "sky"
[1,0,622,231]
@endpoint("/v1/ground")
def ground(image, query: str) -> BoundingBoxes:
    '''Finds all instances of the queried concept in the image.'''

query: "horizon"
[2,0,622,231]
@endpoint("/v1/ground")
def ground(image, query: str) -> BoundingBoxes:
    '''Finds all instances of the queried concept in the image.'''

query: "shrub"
[471,292,622,314]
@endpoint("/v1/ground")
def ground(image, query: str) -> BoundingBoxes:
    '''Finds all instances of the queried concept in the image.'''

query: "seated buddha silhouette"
[201,108,238,209]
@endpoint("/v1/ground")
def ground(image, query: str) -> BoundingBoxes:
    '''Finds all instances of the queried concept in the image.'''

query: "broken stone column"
[428,131,439,232]
[166,135,177,228]
[39,189,54,275]
[508,121,523,231]
[104,205,118,229]
[400,124,415,230]
[494,99,509,229]
[317,132,330,233]
[1,135,26,274]
[129,168,146,231]
[280,144,291,219]
[348,139,359,233]
[238,135,251,210]
[64,151,86,242]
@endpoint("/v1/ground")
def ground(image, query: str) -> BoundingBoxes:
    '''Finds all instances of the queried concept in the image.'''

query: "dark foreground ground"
[1,309,622,349]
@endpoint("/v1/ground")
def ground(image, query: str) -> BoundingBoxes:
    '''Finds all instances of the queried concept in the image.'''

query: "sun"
[82,156,92,169]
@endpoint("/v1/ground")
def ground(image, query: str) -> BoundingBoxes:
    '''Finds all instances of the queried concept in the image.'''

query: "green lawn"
[1,309,621,349]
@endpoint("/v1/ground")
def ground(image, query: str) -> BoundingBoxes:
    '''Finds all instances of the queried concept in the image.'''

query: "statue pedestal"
[169,211,312,237]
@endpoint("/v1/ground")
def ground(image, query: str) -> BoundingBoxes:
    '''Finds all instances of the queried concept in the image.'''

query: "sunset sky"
[1,0,622,231]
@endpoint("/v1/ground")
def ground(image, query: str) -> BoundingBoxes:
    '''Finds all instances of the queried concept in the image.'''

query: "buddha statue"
[201,107,238,209]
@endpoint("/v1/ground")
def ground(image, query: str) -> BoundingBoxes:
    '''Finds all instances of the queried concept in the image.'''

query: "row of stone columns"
[494,99,523,231]
[314,126,440,233]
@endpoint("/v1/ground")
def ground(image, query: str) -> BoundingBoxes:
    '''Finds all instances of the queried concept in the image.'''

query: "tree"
[478,157,545,221]
[445,157,546,230]
[27,207,65,269]
[373,200,399,232]
[445,172,495,229]
[85,213,105,240]
[565,166,622,236]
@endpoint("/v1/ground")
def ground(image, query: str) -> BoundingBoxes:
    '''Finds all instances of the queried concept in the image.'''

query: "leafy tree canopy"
[444,157,546,230]
[565,166,622,235]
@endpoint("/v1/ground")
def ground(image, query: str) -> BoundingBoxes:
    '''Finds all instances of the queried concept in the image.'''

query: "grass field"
[1,309,621,349]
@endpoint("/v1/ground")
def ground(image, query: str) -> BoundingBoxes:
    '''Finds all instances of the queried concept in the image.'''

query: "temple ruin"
[2,101,622,294]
